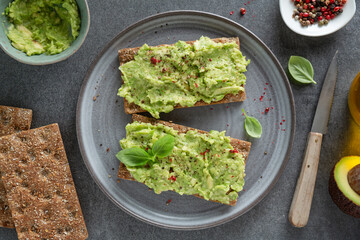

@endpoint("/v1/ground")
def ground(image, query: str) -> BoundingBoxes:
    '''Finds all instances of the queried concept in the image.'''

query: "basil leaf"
[288,56,316,84]
[116,147,151,166]
[152,134,175,158]
[242,109,262,138]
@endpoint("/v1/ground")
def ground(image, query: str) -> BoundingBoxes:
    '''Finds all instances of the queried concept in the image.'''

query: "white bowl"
[279,0,356,37]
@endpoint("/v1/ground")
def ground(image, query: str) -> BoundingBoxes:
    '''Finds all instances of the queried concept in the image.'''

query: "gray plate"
[76,11,295,230]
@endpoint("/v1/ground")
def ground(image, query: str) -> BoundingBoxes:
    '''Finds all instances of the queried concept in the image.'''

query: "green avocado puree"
[118,36,250,119]
[5,0,80,56]
[120,122,246,204]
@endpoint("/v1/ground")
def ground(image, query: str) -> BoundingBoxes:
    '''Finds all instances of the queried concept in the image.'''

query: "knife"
[288,50,338,228]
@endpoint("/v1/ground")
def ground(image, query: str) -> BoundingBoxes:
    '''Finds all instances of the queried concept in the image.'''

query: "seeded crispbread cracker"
[0,105,32,137]
[118,37,246,115]
[0,182,14,228]
[0,124,88,240]
[0,105,33,228]
[117,114,251,206]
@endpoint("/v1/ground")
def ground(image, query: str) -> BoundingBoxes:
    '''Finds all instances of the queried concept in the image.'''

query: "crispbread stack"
[118,114,251,206]
[0,124,88,239]
[0,105,33,228]
[118,37,246,115]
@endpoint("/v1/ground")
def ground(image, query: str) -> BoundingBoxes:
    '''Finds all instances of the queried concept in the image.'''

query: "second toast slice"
[118,114,251,206]
[118,37,249,118]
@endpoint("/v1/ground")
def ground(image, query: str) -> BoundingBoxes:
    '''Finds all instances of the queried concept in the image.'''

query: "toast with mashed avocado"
[117,114,251,206]
[118,37,250,119]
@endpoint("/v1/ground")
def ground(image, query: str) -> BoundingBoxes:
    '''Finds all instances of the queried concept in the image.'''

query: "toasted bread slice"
[118,37,246,115]
[117,114,251,206]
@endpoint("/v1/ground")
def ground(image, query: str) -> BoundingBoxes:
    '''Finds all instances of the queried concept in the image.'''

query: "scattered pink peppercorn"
[240,8,246,15]
[151,57,161,65]
[151,57,157,64]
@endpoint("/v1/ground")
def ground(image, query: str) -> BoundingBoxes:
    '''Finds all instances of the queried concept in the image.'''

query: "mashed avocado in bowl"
[5,0,81,56]
[0,0,90,65]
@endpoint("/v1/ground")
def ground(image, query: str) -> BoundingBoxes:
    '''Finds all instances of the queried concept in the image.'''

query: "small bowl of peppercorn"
[279,0,356,37]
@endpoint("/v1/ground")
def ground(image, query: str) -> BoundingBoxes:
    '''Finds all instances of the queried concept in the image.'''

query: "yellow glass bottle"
[344,72,360,156]
[348,72,360,126]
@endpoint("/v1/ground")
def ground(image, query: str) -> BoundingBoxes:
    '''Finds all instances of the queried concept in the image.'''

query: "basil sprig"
[288,56,316,85]
[242,109,262,138]
[151,134,175,158]
[116,134,175,167]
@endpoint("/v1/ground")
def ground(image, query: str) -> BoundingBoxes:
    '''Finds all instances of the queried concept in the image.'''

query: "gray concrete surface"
[1,0,359,239]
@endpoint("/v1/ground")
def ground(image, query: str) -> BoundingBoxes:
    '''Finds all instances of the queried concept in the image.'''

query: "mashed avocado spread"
[118,37,250,119]
[5,0,80,56]
[120,122,246,204]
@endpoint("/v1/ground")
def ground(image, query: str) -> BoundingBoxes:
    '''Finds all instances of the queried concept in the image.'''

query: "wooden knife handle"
[288,132,323,228]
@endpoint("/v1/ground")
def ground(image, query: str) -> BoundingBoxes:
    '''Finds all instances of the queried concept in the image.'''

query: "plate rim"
[76,10,296,230]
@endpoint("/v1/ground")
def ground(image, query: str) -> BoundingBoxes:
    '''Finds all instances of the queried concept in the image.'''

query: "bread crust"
[118,37,246,115]
[117,114,251,206]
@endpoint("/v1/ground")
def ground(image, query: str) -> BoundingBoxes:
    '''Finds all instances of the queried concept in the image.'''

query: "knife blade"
[311,50,338,134]
[289,51,338,228]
